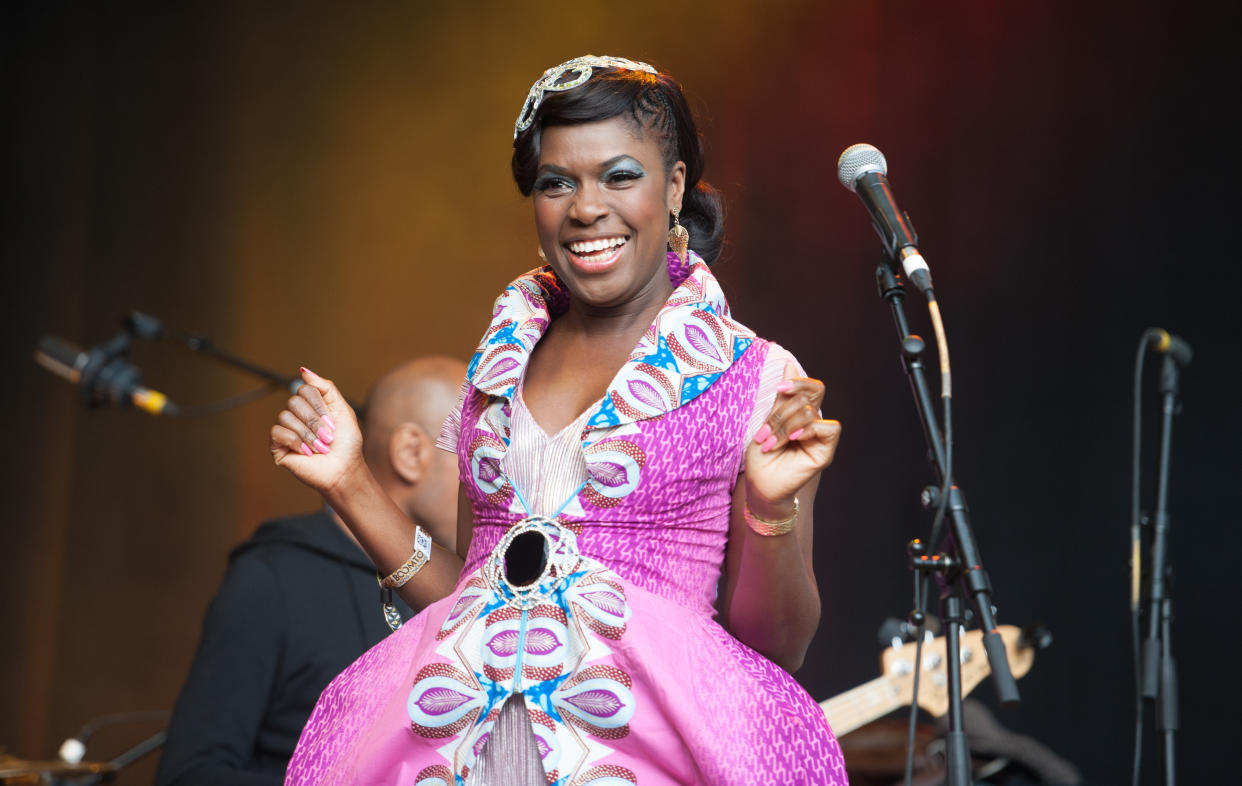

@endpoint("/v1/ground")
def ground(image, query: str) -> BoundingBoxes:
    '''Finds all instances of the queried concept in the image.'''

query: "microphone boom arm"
[34,311,363,417]
[130,312,364,415]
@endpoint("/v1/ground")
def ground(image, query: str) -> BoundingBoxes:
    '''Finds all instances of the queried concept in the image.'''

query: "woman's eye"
[534,176,573,194]
[605,169,642,185]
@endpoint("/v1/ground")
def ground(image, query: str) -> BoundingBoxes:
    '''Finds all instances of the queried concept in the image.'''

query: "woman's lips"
[565,238,628,273]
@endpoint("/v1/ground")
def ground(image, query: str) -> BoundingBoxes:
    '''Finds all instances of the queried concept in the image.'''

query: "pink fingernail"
[755,423,772,444]
[318,427,334,444]
[760,435,778,453]
[313,438,330,454]
[776,381,794,393]
[789,427,805,441]
[299,442,313,457]
[322,414,336,430]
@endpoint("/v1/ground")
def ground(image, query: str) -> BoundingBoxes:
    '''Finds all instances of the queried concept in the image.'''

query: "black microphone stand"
[127,311,302,389]
[124,311,364,415]
[874,263,1020,786]
[1141,354,1181,785]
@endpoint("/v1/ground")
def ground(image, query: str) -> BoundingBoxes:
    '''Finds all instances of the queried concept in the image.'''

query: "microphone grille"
[837,143,887,192]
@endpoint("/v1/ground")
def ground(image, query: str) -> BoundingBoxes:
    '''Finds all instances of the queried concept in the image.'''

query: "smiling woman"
[513,59,724,269]
[272,55,846,785]
[536,123,678,302]
[522,117,687,433]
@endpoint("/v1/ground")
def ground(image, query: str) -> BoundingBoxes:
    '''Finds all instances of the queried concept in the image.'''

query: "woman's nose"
[568,184,608,224]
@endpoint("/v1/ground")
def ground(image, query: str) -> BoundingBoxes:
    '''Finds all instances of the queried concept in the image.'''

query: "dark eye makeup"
[604,169,643,184]
[533,174,574,193]
[535,155,648,194]
[603,159,646,183]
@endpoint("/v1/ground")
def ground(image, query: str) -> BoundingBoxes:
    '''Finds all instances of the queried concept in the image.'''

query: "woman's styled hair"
[512,68,725,266]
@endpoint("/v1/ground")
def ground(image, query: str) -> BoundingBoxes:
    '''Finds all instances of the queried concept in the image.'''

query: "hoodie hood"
[230,509,376,573]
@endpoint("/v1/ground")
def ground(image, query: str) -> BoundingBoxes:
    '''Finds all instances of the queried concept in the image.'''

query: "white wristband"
[380,526,433,588]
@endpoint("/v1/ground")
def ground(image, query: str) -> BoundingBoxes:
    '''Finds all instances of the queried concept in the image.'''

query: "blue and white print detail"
[465,252,754,435]
[406,556,636,784]
[462,254,754,511]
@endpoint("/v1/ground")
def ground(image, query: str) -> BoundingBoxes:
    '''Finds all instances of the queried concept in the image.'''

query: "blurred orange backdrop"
[4,1,1237,783]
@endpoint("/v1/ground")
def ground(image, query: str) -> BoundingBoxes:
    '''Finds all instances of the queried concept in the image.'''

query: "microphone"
[57,710,170,767]
[1145,328,1193,367]
[35,334,179,415]
[837,143,934,296]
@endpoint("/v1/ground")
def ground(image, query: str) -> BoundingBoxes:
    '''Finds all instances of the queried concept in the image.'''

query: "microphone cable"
[926,294,953,553]
[170,382,288,417]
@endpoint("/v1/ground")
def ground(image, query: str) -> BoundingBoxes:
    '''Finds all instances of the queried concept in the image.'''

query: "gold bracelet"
[380,526,433,588]
[743,497,799,537]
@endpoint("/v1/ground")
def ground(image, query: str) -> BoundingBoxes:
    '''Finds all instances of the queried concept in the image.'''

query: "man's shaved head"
[361,356,464,471]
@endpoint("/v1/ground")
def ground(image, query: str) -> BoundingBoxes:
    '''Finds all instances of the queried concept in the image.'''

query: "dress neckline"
[465,252,756,434]
[514,372,600,443]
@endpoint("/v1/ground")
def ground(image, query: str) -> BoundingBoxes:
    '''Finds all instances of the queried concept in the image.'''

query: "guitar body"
[836,718,944,785]
[820,627,1078,784]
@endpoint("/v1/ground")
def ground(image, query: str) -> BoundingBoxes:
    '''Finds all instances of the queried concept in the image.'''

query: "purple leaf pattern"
[485,629,520,657]
[581,590,626,617]
[552,669,636,733]
[684,321,723,363]
[589,460,630,489]
[416,687,473,716]
[524,627,562,656]
[475,356,519,388]
[626,377,666,411]
[477,455,501,483]
[449,594,476,619]
[565,689,624,719]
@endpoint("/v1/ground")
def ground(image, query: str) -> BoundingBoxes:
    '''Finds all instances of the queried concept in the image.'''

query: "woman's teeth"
[568,236,628,257]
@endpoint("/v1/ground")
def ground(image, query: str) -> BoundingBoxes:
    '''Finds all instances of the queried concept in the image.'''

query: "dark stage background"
[3,1,1239,783]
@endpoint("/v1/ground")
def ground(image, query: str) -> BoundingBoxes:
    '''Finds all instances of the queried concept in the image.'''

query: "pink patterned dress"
[286,254,847,785]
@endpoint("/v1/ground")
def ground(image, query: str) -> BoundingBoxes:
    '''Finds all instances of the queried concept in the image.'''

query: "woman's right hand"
[269,367,365,498]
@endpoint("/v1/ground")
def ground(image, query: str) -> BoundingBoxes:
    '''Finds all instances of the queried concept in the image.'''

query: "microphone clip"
[77,330,141,409]
[67,316,167,413]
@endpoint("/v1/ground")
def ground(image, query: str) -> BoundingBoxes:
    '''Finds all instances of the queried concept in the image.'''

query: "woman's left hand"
[744,361,842,507]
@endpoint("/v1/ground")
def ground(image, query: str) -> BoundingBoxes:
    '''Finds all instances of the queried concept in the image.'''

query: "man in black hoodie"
[155,356,466,786]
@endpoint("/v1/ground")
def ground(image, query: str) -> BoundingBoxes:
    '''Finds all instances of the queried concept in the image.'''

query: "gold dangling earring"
[537,246,547,262]
[667,207,689,267]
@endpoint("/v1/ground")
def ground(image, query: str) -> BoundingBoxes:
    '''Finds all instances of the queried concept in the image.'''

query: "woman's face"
[532,116,686,312]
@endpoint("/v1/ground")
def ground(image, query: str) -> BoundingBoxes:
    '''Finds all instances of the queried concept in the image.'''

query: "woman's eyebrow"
[600,155,643,170]
[537,155,644,176]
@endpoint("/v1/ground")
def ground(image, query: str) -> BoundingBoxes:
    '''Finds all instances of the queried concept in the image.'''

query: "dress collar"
[467,251,755,429]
